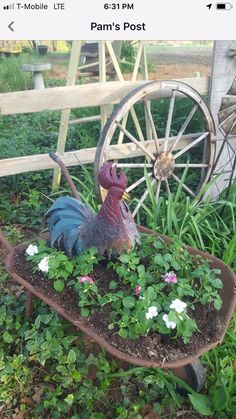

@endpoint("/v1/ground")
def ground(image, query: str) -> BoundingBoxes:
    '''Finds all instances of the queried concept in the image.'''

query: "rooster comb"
[98,162,128,190]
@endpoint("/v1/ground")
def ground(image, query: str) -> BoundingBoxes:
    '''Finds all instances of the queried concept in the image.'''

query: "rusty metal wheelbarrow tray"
[0,226,235,372]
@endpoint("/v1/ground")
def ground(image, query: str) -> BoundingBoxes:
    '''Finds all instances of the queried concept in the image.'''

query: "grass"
[136,172,236,268]
[0,53,36,92]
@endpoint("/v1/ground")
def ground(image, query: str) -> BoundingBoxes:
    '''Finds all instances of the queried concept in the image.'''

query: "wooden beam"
[0,77,210,116]
[52,40,82,190]
[69,115,101,125]
[0,133,202,177]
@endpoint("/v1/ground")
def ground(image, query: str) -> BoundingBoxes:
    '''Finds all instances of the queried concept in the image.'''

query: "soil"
[12,245,225,366]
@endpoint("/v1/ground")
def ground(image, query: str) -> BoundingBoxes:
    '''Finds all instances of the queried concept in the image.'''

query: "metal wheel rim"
[95,80,216,216]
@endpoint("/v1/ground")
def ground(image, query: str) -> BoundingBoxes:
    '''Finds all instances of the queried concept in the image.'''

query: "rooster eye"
[117,168,121,178]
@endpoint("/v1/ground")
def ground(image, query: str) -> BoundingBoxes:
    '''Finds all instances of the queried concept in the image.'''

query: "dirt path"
[49,45,213,81]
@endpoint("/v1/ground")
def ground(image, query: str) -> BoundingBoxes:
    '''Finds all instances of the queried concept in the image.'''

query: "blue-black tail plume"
[45,196,94,257]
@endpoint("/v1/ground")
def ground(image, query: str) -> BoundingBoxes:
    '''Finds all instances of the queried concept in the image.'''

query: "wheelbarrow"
[0,224,235,393]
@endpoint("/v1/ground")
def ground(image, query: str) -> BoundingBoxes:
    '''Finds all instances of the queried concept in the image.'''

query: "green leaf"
[109,280,117,290]
[154,254,164,266]
[191,267,204,278]
[64,394,74,406]
[72,370,81,382]
[81,308,89,317]
[3,332,13,343]
[108,323,115,330]
[0,361,5,370]
[213,386,228,411]
[154,240,163,249]
[171,261,181,271]
[54,280,64,292]
[164,253,173,262]
[123,297,135,309]
[211,277,223,289]
[214,296,222,310]
[65,262,73,274]
[67,349,76,364]
[118,328,128,338]
[119,254,130,263]
[189,393,213,416]
[231,404,236,416]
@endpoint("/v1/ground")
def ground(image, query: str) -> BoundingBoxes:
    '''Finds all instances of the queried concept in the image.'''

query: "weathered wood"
[99,41,109,129]
[52,40,82,190]
[0,133,202,177]
[208,41,236,198]
[69,115,101,125]
[0,77,210,116]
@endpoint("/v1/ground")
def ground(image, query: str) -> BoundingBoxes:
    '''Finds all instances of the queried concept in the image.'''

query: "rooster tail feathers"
[63,228,81,258]
[45,196,91,219]
[46,196,94,256]
[50,220,79,247]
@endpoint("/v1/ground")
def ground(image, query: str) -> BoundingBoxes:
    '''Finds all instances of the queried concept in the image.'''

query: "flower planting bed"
[3,226,235,371]
[14,245,224,364]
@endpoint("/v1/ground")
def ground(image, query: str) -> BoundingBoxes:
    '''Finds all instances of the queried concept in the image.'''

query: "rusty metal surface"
[0,226,235,370]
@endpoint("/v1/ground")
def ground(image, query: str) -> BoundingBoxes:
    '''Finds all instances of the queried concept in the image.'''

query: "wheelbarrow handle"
[0,228,13,252]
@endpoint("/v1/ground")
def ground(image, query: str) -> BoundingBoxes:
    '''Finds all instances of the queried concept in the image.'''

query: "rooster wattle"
[45,155,140,257]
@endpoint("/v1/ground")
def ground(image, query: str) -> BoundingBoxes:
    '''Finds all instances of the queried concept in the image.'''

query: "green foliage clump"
[26,235,223,344]
[0,290,235,418]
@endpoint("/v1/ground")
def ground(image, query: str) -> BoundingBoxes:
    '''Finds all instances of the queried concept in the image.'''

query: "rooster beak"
[122,191,131,201]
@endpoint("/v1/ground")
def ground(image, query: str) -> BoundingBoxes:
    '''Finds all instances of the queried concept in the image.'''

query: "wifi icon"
[3,3,14,10]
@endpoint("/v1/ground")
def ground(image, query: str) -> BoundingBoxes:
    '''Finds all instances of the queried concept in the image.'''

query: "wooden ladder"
[52,40,149,190]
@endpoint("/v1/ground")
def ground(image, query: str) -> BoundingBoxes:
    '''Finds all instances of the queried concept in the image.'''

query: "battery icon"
[216,3,233,9]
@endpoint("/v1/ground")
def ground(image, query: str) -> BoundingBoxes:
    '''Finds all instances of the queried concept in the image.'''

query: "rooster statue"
[45,153,140,258]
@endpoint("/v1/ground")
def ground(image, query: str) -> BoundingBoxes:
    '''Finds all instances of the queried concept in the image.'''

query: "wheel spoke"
[132,179,155,216]
[155,180,161,201]
[165,179,170,195]
[174,132,209,160]
[169,104,198,153]
[116,163,153,168]
[143,99,160,154]
[130,107,145,143]
[164,90,176,152]
[117,113,129,145]
[117,108,145,146]
[172,173,195,197]
[126,172,152,193]
[174,163,209,168]
[116,122,156,161]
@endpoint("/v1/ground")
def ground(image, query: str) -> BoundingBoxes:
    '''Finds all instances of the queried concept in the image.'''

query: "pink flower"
[80,276,94,285]
[163,272,177,284]
[135,285,141,296]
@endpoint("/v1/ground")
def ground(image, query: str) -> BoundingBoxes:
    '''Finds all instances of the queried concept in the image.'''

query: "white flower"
[162,314,176,329]
[146,306,158,320]
[170,298,187,313]
[38,256,50,273]
[26,244,39,256]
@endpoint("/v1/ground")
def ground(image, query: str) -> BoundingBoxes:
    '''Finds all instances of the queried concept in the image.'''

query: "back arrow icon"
[8,21,14,31]
[206,3,212,9]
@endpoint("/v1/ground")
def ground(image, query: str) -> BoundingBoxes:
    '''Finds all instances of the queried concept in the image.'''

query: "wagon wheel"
[94,81,216,217]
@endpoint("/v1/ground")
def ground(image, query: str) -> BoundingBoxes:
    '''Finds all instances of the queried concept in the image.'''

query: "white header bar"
[0,0,235,40]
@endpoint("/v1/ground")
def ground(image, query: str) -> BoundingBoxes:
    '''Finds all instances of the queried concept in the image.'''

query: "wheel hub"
[153,152,175,181]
